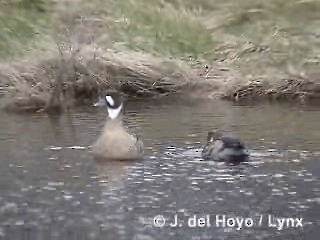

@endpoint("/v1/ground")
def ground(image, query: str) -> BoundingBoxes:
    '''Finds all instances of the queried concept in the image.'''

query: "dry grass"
[1,45,198,112]
[1,0,320,112]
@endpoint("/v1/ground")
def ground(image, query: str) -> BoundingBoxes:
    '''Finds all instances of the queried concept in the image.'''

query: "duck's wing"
[202,144,213,156]
[129,133,144,153]
[202,140,224,160]
[135,134,144,152]
[221,137,245,150]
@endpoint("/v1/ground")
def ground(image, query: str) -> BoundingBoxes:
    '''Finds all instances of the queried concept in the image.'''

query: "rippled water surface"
[0,98,319,240]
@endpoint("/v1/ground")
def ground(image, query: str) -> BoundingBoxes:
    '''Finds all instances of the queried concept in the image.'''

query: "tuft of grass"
[103,0,216,60]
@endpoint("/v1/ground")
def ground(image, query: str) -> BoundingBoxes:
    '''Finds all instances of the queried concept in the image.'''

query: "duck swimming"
[202,130,249,162]
[92,90,143,161]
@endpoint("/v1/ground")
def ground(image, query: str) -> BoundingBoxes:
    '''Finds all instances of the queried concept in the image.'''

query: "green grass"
[0,1,52,59]
[91,0,319,78]
[207,0,320,76]
[1,0,319,79]
[1,0,319,111]
[103,0,215,60]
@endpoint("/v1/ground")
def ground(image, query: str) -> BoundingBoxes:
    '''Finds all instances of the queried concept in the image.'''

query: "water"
[0,98,319,240]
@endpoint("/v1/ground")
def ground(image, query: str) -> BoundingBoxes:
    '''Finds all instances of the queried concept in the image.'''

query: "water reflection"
[94,160,132,185]
[0,98,319,239]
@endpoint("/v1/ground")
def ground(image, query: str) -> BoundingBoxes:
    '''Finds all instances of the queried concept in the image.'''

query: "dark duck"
[202,130,249,162]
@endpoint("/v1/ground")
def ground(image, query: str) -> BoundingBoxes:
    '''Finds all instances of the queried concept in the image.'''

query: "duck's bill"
[93,98,105,107]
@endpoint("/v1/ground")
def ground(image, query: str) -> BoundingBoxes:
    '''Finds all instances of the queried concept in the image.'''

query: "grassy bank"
[0,0,320,112]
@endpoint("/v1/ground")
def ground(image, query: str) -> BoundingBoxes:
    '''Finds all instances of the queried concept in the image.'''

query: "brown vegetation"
[0,46,199,112]
[1,46,319,113]
[224,76,320,105]
[1,0,320,113]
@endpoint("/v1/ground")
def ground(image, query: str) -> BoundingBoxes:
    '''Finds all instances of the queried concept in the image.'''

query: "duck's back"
[202,135,248,162]
[221,136,245,150]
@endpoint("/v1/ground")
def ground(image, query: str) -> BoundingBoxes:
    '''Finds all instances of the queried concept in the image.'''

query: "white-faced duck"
[92,90,143,161]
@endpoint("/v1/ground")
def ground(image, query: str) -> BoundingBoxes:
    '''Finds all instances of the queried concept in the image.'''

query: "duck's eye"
[105,95,114,107]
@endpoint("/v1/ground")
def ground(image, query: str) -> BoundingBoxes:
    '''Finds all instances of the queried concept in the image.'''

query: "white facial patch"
[105,95,114,107]
[107,104,123,119]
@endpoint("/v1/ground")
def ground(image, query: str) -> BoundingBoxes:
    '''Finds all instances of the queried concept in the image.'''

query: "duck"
[202,130,249,162]
[92,90,143,161]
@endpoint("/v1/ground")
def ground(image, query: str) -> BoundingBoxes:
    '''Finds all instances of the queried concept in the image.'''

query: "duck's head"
[206,130,223,143]
[94,90,123,119]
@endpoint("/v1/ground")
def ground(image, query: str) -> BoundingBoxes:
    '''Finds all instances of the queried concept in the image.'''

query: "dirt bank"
[1,45,319,113]
[224,75,320,105]
[0,47,197,112]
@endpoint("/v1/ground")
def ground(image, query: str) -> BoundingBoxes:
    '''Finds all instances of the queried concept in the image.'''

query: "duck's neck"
[107,104,123,120]
[108,115,123,122]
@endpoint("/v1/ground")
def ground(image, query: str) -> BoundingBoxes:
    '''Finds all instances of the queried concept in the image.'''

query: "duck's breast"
[93,121,143,160]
